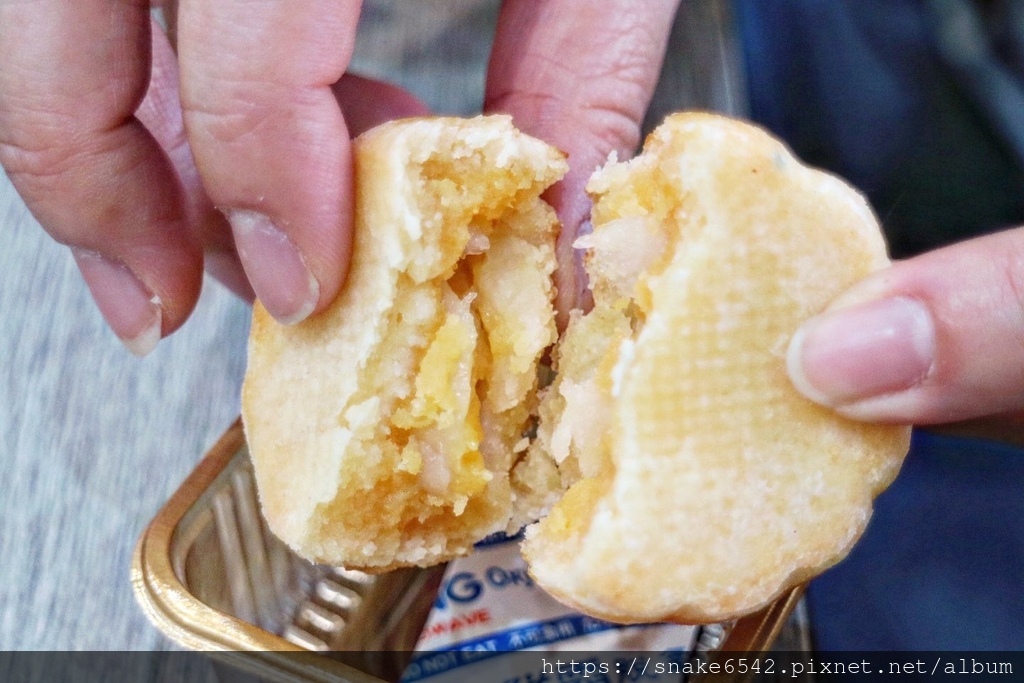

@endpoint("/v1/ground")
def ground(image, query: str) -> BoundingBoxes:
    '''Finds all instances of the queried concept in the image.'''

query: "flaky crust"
[521,112,911,624]
[242,116,566,569]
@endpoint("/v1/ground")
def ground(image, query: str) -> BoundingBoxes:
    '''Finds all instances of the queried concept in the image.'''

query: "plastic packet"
[402,533,696,682]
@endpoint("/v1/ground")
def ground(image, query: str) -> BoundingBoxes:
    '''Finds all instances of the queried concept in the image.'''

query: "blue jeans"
[737,0,1024,649]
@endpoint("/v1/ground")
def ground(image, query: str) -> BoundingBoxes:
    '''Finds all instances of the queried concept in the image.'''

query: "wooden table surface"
[0,1,737,650]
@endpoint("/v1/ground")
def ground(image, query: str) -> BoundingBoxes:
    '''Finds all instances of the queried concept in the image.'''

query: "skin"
[787,228,1024,429]
[0,0,1023,430]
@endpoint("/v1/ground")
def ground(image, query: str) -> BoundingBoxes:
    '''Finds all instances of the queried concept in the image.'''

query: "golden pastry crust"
[521,112,911,624]
[243,112,910,620]
[242,115,567,570]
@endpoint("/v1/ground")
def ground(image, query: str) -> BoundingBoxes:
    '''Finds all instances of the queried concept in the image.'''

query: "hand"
[484,0,681,322]
[0,0,679,354]
[787,227,1024,429]
[0,0,427,356]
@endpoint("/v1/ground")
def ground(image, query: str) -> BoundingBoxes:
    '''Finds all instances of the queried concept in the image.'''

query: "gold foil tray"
[132,419,800,682]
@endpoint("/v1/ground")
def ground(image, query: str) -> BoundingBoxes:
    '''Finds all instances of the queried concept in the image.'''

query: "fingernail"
[226,209,318,324]
[787,296,935,407]
[72,249,162,357]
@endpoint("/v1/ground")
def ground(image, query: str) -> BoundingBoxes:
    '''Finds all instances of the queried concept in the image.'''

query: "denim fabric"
[736,0,1024,258]
[808,432,1024,650]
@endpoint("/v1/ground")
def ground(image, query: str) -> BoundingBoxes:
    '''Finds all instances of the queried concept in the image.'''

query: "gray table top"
[0,0,736,650]
[0,172,251,650]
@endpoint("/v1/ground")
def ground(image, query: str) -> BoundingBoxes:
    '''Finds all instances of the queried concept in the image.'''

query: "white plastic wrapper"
[401,533,696,682]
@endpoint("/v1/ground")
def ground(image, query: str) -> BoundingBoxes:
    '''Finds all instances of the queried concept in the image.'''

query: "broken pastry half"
[242,115,567,569]
[243,112,911,623]
[520,112,911,623]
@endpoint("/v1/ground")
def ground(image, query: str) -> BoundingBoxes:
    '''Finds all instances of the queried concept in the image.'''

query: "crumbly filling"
[521,152,687,538]
[316,131,562,561]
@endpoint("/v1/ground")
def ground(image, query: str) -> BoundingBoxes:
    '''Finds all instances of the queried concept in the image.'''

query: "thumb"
[485,0,680,321]
[787,227,1024,424]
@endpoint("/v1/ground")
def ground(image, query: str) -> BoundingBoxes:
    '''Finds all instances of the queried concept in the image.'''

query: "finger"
[786,227,1024,424]
[485,0,681,319]
[332,74,430,137]
[136,19,253,301]
[178,0,361,324]
[0,0,202,355]
[155,0,179,51]
[139,59,426,302]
